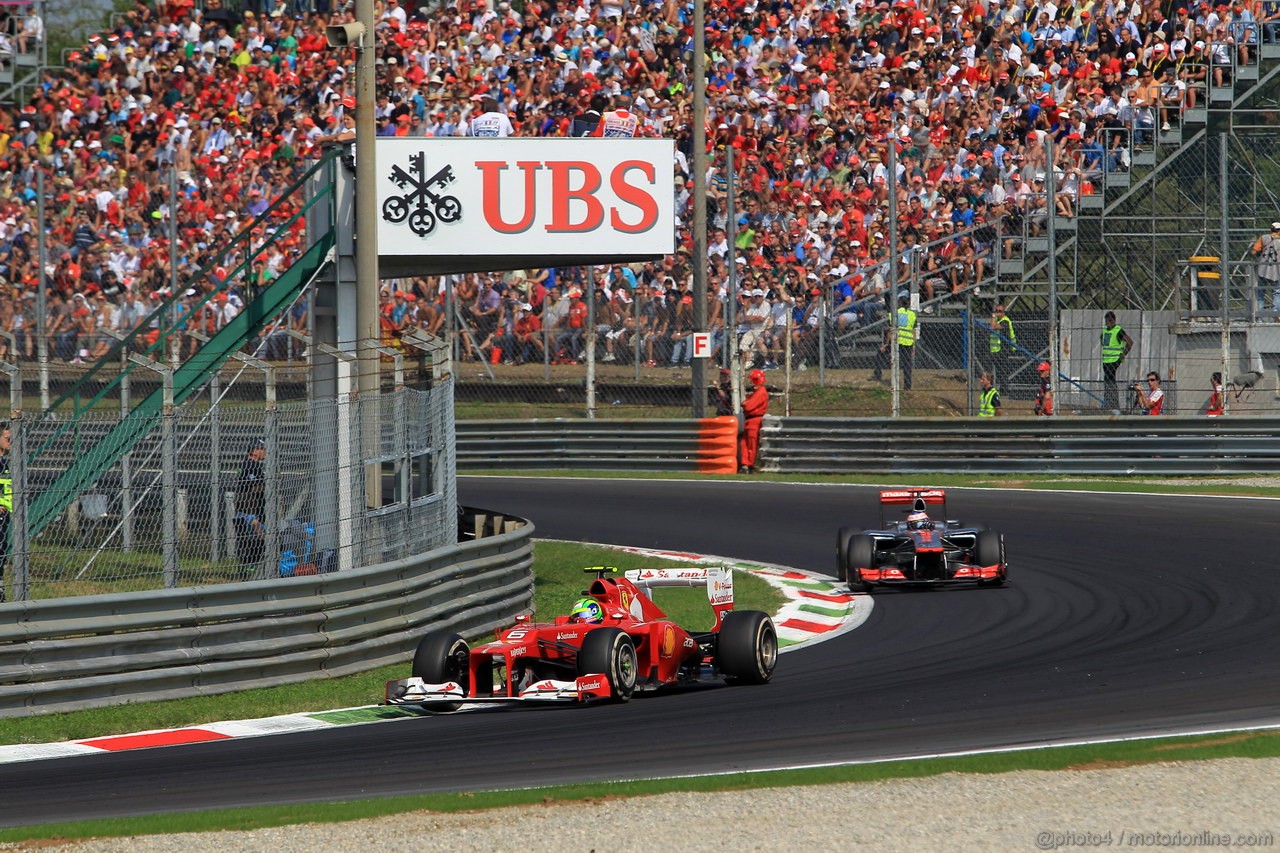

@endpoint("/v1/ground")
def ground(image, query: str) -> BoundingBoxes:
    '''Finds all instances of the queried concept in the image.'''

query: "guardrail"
[0,508,533,717]
[454,417,1280,476]
[762,417,1280,475]
[456,418,737,472]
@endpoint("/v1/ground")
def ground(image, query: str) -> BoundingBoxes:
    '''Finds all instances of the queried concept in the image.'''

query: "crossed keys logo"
[382,152,463,238]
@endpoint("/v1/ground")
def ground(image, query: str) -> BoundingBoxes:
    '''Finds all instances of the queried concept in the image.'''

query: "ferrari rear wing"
[625,567,734,629]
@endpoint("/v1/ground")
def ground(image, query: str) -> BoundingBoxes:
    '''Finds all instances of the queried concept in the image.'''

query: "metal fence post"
[818,285,827,386]
[965,289,975,416]
[209,373,221,561]
[1046,136,1059,412]
[363,341,407,507]
[263,365,279,579]
[2,363,26,601]
[129,354,177,587]
[401,330,450,384]
[888,141,900,419]
[119,346,134,552]
[586,269,597,419]
[310,338,360,571]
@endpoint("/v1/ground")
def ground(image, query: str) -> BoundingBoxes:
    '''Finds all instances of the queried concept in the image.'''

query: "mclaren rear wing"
[879,489,947,528]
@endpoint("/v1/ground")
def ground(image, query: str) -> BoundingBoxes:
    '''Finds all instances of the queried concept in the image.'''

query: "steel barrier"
[0,507,533,717]
[455,417,1280,476]
[761,417,1280,475]
[456,417,738,472]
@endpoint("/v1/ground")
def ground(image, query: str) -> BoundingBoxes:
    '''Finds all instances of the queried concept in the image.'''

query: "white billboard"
[375,138,675,263]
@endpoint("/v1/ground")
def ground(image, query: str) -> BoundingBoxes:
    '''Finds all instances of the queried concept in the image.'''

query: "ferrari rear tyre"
[845,533,875,594]
[717,610,778,685]
[578,628,637,702]
[412,631,470,711]
[976,530,1006,586]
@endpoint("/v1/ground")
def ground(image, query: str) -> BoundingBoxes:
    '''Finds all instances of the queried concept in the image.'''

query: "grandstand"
[2,0,1278,404]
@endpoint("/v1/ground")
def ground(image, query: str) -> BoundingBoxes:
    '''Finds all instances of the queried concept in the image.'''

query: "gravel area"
[25,757,1278,852]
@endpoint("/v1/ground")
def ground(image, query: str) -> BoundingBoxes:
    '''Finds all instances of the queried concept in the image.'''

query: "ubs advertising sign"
[375,138,674,276]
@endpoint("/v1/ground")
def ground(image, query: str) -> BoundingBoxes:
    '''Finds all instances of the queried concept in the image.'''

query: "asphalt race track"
[3,478,1278,827]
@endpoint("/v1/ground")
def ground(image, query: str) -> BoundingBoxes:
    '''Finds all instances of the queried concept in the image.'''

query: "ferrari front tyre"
[976,529,1007,586]
[717,610,778,685]
[577,628,637,703]
[412,631,470,711]
[845,533,875,593]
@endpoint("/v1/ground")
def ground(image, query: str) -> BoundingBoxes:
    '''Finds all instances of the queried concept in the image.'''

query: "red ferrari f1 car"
[836,489,1007,593]
[384,566,777,709]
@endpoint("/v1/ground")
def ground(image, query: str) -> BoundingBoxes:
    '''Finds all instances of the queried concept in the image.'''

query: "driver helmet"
[906,510,930,529]
[569,597,604,624]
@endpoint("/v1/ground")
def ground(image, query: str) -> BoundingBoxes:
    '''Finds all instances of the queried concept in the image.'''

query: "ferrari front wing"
[384,674,614,706]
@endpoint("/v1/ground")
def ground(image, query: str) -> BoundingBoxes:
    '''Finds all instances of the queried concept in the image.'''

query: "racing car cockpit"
[905,509,934,531]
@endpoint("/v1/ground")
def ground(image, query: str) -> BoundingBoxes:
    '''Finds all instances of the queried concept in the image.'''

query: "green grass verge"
[0,541,783,747]
[460,470,1280,498]
[2,728,1276,842]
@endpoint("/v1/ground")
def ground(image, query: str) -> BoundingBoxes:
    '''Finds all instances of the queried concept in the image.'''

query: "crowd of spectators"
[0,0,1267,369]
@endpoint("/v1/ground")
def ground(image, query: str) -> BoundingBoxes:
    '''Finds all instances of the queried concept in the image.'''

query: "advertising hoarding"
[376,138,675,276]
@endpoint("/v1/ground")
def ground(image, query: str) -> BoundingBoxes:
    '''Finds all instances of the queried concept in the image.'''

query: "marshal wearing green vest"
[874,293,918,391]
[1100,311,1133,411]
[978,372,1001,417]
[989,304,1015,353]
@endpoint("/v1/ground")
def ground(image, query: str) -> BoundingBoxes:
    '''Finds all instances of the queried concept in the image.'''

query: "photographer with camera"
[1132,371,1165,415]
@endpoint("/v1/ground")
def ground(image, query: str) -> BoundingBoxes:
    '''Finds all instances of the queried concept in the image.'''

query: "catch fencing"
[0,507,531,717]
[1,371,458,602]
[435,300,1277,420]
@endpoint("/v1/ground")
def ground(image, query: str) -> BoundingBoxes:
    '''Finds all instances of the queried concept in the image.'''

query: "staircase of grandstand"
[0,11,44,106]
[1004,41,1280,311]
[832,46,1280,367]
[22,155,337,540]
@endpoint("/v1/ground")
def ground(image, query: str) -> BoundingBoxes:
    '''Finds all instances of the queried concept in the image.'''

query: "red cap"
[1038,361,1051,371]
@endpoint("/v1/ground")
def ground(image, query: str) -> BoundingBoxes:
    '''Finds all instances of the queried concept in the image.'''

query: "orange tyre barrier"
[696,416,739,474]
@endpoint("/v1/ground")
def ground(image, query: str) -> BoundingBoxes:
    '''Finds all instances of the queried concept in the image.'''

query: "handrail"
[39,149,337,425]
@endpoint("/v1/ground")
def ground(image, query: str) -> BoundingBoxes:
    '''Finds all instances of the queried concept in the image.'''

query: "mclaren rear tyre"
[836,525,858,577]
[411,631,470,711]
[845,533,875,594]
[717,610,778,685]
[976,529,1007,587]
[578,628,638,703]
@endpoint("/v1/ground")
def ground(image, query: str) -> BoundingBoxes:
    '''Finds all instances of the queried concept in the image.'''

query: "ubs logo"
[383,151,462,238]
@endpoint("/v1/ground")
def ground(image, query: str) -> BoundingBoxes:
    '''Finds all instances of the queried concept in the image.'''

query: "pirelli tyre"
[577,627,638,703]
[717,610,778,685]
[412,631,470,711]
[836,525,858,573]
[844,533,875,593]
[976,529,1007,586]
